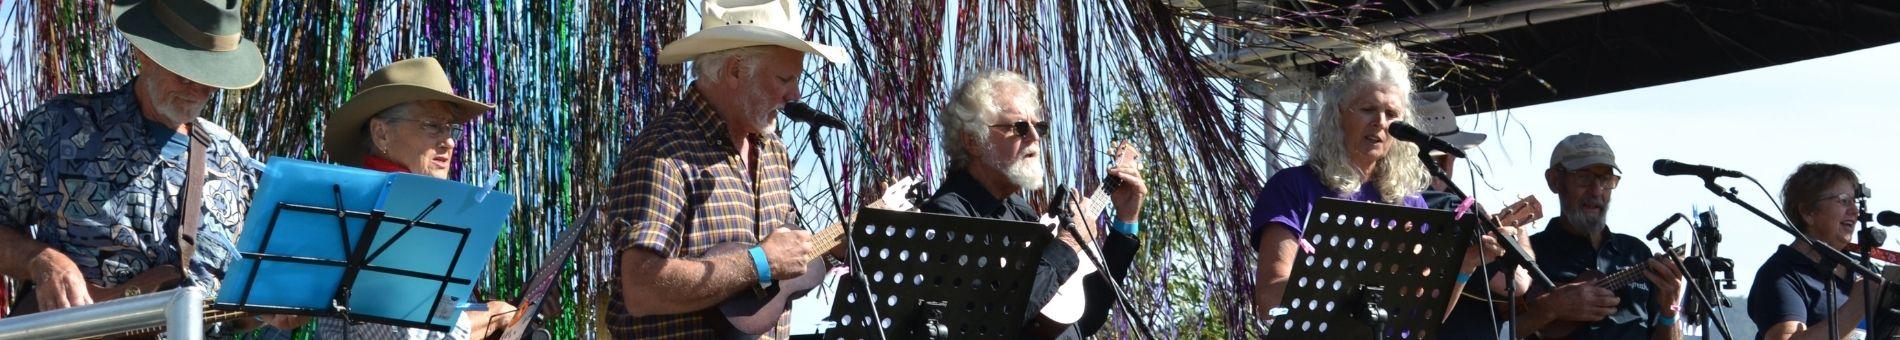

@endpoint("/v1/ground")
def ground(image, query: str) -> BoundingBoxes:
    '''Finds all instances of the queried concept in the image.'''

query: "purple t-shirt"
[1248,165,1427,248]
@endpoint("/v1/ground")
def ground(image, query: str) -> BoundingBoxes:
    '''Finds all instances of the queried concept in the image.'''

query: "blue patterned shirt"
[0,79,260,293]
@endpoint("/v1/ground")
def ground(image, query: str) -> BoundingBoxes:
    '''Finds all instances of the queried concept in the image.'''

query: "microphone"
[782,101,848,130]
[1878,211,1900,227]
[1652,159,1745,179]
[1387,122,1466,158]
[1049,186,1073,219]
[1648,213,1687,240]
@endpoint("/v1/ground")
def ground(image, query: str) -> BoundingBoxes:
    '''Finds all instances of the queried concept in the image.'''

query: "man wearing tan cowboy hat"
[0,0,265,325]
[258,57,525,340]
[605,0,846,338]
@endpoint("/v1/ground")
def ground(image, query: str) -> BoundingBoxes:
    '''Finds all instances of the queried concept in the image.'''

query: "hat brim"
[1558,155,1621,173]
[1425,132,1488,156]
[657,25,848,65]
[112,2,265,90]
[324,84,494,166]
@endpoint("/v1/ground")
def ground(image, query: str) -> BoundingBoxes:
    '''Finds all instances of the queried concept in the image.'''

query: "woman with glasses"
[1247,43,1510,322]
[1749,163,1885,340]
[260,57,521,339]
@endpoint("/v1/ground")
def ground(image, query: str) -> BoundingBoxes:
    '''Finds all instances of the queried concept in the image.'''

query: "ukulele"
[709,177,926,336]
[1537,244,1689,340]
[1030,143,1141,335]
[1453,195,1545,304]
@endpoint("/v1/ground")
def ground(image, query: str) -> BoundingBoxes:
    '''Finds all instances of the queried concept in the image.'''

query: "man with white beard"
[921,70,1148,339]
[1512,133,1687,339]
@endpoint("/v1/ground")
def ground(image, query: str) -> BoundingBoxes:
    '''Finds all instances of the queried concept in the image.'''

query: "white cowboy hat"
[657,0,848,65]
[1412,91,1487,155]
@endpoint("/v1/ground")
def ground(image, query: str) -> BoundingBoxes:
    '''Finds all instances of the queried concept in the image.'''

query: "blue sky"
[1450,41,1900,297]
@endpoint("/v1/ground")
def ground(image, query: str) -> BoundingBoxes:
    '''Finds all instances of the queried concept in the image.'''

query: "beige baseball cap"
[1550,133,1618,172]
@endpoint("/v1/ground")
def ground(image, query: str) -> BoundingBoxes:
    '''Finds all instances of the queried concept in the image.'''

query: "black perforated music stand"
[1265,198,1474,340]
[823,209,1052,339]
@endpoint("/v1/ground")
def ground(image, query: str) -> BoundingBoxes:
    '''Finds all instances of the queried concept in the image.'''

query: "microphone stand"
[1855,185,1876,337]
[1691,176,1884,339]
[1415,152,1554,340]
[1414,152,1557,289]
[807,123,887,340]
[1655,234,1735,339]
[1052,186,1159,340]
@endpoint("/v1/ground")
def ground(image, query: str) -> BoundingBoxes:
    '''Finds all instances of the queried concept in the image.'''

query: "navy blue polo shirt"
[1746,245,1854,339]
[1528,219,1666,340]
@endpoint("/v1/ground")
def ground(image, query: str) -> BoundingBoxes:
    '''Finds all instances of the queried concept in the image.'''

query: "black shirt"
[920,169,1141,340]
[1746,245,1855,339]
[1528,218,1666,340]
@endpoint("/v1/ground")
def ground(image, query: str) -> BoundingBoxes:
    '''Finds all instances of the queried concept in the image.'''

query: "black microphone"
[1387,121,1466,158]
[1648,213,1687,240]
[1652,159,1745,179]
[1049,186,1073,219]
[1877,211,1900,227]
[782,101,848,130]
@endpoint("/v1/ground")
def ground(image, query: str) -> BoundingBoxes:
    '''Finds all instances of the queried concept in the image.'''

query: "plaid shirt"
[605,87,797,339]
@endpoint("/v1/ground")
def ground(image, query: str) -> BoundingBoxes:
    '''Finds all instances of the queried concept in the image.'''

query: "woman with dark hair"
[1748,162,1885,340]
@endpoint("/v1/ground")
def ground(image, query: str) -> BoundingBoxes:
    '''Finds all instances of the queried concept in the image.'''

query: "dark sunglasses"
[989,120,1050,138]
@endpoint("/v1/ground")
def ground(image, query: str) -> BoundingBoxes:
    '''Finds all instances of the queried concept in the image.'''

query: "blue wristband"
[1656,315,1677,326]
[1455,272,1472,283]
[748,246,772,284]
[1110,220,1140,235]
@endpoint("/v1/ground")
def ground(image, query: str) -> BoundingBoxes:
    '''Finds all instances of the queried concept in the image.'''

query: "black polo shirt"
[1528,218,1665,340]
[1746,245,1854,339]
[920,169,1140,339]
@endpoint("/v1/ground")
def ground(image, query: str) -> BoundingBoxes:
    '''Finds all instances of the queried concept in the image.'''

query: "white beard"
[988,147,1044,191]
[139,78,203,126]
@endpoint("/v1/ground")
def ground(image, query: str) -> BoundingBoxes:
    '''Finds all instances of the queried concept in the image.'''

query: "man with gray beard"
[921,70,1148,339]
[1512,133,1687,340]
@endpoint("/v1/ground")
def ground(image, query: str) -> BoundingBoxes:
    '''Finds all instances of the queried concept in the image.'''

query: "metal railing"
[0,286,203,340]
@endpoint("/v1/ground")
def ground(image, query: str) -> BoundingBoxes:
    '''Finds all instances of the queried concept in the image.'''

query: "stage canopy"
[1188,0,1900,112]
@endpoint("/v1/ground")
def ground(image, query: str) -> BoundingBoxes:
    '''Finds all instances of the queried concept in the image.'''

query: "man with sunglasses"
[921,70,1148,339]
[1511,133,1687,339]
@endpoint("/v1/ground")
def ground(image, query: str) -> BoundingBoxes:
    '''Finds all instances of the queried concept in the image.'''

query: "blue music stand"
[214,157,515,332]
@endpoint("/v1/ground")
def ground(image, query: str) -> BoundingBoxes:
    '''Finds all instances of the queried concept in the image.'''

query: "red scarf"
[361,155,412,174]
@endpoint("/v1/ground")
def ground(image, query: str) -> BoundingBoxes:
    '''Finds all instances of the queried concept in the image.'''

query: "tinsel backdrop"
[1,0,1517,338]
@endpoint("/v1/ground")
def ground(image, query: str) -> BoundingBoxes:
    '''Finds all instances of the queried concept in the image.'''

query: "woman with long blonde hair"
[1247,43,1506,322]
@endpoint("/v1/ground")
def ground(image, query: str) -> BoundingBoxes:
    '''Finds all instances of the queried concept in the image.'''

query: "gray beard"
[1564,213,1606,234]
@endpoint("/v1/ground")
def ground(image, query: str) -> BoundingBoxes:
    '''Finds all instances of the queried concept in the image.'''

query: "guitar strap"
[176,122,207,286]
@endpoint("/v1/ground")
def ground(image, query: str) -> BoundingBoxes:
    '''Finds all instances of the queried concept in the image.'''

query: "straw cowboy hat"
[1412,91,1487,155]
[324,57,494,166]
[657,0,848,65]
[112,0,265,89]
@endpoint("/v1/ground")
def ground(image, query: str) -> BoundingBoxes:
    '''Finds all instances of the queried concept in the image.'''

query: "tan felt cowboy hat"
[112,0,265,89]
[324,57,494,166]
[657,0,848,65]
[1412,91,1487,156]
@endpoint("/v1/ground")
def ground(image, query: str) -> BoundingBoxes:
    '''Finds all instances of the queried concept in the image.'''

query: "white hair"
[940,70,1040,169]
[691,46,775,84]
[1306,42,1430,204]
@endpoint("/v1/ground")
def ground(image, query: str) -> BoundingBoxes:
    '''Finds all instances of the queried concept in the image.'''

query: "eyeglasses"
[387,118,466,139]
[1812,193,1859,208]
[1565,171,1621,190]
[988,120,1049,138]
